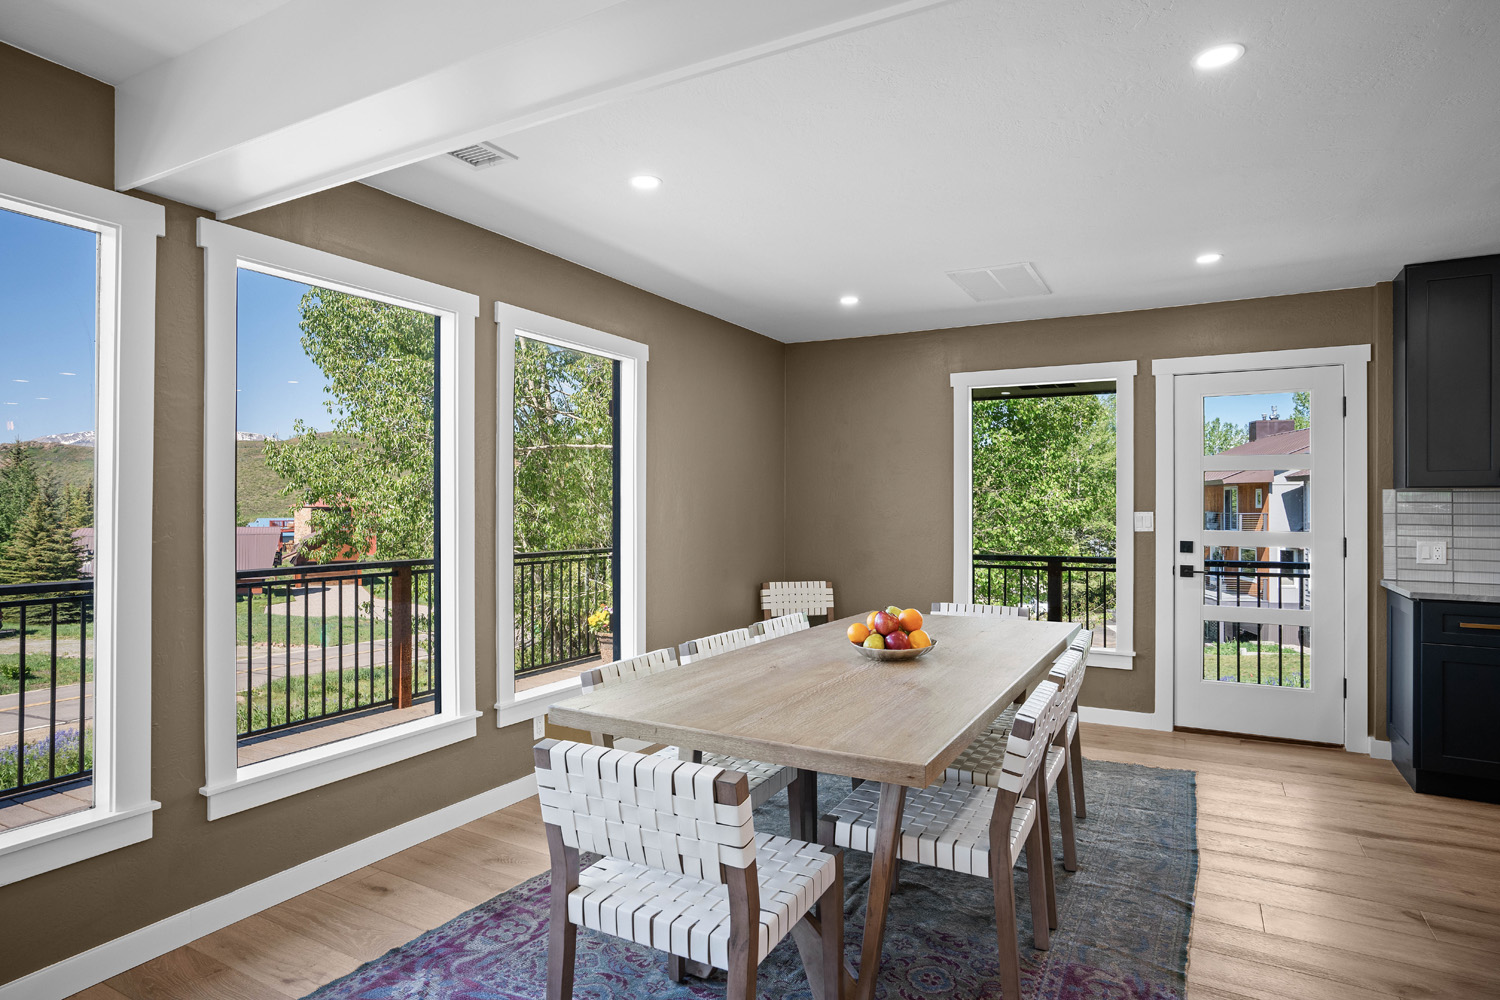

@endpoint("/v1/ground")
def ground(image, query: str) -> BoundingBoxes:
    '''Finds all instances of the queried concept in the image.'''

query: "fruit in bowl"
[850,606,933,659]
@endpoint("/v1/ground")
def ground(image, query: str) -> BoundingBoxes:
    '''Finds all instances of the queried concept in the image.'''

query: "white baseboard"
[1368,739,1393,760]
[1077,706,1172,731]
[1,773,539,1000]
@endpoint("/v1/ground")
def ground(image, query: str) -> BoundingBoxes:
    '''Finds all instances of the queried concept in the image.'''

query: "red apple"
[871,611,900,636]
[885,629,912,650]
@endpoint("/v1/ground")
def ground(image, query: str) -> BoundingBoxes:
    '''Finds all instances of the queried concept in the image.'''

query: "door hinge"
[1343,396,1348,417]
[1344,677,1348,699]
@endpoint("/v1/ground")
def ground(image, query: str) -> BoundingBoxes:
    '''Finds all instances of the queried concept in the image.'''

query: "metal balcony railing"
[971,553,1116,648]
[1,580,93,803]
[514,547,613,676]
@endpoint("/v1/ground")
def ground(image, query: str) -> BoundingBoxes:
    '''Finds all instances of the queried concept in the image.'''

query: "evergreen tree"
[64,478,93,531]
[0,482,82,584]
[0,441,41,551]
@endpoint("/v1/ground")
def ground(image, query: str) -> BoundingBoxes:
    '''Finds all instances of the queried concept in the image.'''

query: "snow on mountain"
[236,431,269,441]
[29,431,95,446]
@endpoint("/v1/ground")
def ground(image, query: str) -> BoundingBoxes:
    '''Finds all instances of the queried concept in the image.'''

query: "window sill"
[496,675,583,728]
[201,711,481,820]
[1086,649,1135,670]
[0,801,159,888]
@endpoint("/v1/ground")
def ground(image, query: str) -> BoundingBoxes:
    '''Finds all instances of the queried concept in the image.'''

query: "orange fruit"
[865,611,880,632]
[862,632,886,649]
[909,628,932,648]
[848,622,871,644]
[899,608,923,632]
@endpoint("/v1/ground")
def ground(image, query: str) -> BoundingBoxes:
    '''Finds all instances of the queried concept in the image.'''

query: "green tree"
[1204,417,1248,456]
[1292,391,1310,430]
[512,336,614,552]
[971,393,1116,557]
[0,441,41,550]
[263,288,437,562]
[0,483,82,584]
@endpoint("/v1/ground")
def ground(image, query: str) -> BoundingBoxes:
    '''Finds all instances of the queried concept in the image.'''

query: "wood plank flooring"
[64,724,1500,999]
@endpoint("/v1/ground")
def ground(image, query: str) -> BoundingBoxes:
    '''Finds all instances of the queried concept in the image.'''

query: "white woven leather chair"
[944,631,1093,873]
[760,581,835,623]
[679,626,755,664]
[582,648,796,810]
[750,612,811,643]
[930,602,1027,616]
[823,681,1064,1000]
[535,739,844,1000]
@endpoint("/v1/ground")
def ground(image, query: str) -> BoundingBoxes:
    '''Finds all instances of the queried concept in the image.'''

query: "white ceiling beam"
[116,0,953,218]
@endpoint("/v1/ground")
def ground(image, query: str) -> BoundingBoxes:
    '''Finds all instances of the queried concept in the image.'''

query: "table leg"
[849,781,905,1000]
[788,768,819,842]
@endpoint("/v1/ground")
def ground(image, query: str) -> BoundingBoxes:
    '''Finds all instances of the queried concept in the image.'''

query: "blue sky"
[236,268,340,439]
[1203,391,1303,432]
[0,208,98,441]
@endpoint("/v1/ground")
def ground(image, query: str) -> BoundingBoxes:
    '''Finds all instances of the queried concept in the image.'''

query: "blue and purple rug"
[308,761,1197,999]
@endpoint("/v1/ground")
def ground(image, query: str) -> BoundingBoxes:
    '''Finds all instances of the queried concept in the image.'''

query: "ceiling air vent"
[946,262,1051,302]
[446,141,518,170]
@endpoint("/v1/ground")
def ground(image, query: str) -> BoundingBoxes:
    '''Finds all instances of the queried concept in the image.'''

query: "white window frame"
[494,304,648,727]
[1152,345,1371,751]
[951,361,1137,669]
[197,220,480,819]
[0,157,163,886]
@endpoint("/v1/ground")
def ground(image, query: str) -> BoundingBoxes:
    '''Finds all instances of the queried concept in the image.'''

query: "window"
[952,361,1137,669]
[1255,487,1264,509]
[198,220,479,819]
[0,157,163,886]
[494,305,647,725]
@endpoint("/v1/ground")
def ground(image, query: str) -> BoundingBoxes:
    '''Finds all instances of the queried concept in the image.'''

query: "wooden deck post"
[393,565,413,708]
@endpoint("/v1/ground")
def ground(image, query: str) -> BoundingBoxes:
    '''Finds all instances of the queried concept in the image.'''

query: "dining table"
[547,612,1081,1000]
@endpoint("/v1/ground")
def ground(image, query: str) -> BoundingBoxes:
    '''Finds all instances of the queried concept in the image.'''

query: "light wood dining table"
[547,612,1080,1000]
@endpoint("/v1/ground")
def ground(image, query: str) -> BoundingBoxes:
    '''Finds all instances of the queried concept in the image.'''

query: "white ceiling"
[0,0,294,82]
[366,0,1500,342]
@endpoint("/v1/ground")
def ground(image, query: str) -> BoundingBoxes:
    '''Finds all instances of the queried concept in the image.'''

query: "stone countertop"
[1381,579,1500,603]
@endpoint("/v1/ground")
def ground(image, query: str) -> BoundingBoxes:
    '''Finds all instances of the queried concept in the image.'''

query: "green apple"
[885,605,902,617]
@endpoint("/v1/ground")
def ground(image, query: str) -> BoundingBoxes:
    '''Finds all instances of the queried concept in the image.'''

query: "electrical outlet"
[1415,540,1448,565]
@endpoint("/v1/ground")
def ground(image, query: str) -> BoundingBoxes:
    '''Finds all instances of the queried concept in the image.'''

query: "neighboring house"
[1204,416,1310,600]
[71,526,94,578]
[291,502,377,563]
[235,526,286,572]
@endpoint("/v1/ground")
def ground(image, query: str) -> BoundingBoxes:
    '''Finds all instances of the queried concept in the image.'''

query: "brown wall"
[783,286,1394,731]
[0,43,786,983]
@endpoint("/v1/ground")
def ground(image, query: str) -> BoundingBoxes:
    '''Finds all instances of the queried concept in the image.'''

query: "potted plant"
[588,604,614,664]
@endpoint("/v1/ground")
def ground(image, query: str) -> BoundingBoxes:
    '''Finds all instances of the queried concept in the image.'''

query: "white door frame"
[1152,346,1371,752]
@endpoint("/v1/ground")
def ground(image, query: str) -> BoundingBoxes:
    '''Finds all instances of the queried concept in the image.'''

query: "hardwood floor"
[65,724,1500,999]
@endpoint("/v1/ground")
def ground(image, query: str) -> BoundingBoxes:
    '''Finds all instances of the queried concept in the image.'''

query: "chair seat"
[827,780,1036,876]
[568,832,837,970]
[648,747,795,809]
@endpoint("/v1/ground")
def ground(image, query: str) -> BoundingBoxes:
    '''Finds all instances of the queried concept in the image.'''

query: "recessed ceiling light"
[1193,43,1245,70]
[1001,391,1012,396]
[629,175,662,191]
[839,295,859,307]
[1196,252,1224,264]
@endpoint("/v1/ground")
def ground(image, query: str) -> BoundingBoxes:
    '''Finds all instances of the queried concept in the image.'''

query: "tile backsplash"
[1383,489,1500,597]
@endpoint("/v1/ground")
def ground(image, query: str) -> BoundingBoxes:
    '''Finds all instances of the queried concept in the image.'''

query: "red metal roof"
[236,526,284,571]
[1206,428,1309,484]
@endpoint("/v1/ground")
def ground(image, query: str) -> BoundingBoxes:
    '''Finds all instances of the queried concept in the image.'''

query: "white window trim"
[951,361,1137,670]
[0,158,163,886]
[197,220,480,819]
[1152,345,1372,751]
[494,304,648,727]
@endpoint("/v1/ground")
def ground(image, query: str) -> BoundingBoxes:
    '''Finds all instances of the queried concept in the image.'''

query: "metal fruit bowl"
[851,638,937,661]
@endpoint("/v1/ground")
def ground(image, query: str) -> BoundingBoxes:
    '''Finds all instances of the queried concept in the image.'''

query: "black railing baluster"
[48,603,58,781]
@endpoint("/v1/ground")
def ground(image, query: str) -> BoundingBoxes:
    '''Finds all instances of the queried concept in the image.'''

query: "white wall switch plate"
[1133,511,1154,532]
[1415,540,1448,565]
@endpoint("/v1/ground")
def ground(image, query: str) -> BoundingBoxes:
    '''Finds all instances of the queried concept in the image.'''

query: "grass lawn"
[0,655,93,696]
[0,727,92,792]
[235,595,391,646]
[1201,641,1310,687]
[238,664,434,734]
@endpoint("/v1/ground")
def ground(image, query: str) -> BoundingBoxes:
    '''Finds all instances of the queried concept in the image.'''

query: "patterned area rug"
[307,761,1197,999]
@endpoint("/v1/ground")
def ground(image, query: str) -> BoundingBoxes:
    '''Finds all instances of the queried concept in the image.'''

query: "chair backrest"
[930,602,1026,617]
[761,581,834,619]
[1047,640,1088,716]
[751,612,810,642]
[534,738,756,882]
[581,647,679,693]
[679,627,754,664]
[994,679,1061,796]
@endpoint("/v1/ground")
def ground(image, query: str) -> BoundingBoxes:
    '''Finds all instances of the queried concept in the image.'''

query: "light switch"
[1133,512,1154,532]
[1415,540,1448,565]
